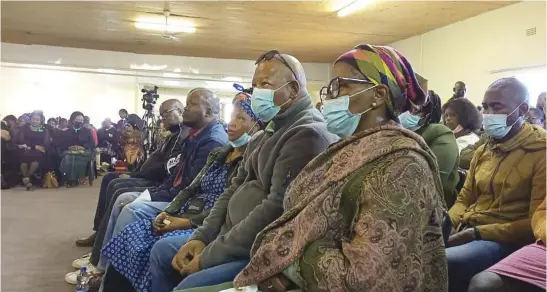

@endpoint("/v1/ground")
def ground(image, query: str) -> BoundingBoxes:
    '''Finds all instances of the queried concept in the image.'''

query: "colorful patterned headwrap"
[233,92,265,129]
[335,44,426,115]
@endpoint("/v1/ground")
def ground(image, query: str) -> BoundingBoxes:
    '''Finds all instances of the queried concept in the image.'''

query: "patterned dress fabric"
[102,160,229,292]
[234,122,448,292]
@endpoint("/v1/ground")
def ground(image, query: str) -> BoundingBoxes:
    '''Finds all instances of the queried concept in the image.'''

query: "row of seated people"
[0,109,168,189]
[66,45,545,292]
[1,111,97,189]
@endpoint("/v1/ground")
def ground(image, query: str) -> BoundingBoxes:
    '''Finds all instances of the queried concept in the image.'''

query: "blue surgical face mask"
[251,82,292,122]
[482,104,523,139]
[322,86,377,138]
[229,132,251,148]
[398,111,422,132]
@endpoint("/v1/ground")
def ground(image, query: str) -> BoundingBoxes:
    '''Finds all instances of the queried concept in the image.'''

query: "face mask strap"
[348,85,379,116]
[274,81,293,93]
[247,121,259,136]
[507,102,525,127]
[349,84,378,99]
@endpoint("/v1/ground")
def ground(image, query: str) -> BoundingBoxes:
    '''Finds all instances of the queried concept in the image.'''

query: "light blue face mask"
[251,82,292,122]
[322,86,377,138]
[398,111,422,132]
[482,104,523,139]
[229,132,251,148]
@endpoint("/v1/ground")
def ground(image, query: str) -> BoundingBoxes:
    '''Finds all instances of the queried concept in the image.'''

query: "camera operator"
[117,109,128,130]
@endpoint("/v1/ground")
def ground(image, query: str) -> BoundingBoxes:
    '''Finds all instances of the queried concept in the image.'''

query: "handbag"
[42,171,59,188]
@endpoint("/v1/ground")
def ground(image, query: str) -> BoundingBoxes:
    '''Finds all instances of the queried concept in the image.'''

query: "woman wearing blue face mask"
[96,92,264,292]
[399,90,460,208]
[234,45,448,292]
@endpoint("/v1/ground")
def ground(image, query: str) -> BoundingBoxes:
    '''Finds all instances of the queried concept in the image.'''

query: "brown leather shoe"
[75,232,96,247]
[88,273,103,292]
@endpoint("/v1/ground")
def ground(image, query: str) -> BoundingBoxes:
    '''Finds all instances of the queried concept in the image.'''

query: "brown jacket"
[449,123,546,245]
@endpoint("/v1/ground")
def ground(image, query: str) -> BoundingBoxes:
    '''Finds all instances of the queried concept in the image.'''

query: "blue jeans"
[447,240,519,292]
[93,173,155,231]
[113,200,170,235]
[174,260,249,291]
[96,191,140,270]
[149,235,250,292]
[150,234,192,292]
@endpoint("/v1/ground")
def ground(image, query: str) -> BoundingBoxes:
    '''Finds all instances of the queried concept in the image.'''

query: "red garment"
[489,243,546,289]
[90,128,98,146]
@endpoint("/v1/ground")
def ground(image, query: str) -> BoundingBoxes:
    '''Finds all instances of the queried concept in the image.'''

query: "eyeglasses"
[256,50,298,81]
[320,77,374,103]
[160,108,179,118]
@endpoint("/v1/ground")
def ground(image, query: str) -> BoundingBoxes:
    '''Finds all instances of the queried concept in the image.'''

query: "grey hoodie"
[190,95,339,269]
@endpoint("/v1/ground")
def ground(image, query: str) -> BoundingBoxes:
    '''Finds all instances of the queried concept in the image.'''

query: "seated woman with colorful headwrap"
[97,93,264,292]
[229,44,448,292]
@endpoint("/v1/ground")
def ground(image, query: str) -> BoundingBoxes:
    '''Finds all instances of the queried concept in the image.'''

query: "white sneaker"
[64,270,79,285]
[65,264,101,285]
[72,253,91,269]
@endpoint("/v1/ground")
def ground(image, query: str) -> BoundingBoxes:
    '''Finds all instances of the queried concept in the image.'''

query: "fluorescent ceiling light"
[135,18,196,33]
[337,0,374,17]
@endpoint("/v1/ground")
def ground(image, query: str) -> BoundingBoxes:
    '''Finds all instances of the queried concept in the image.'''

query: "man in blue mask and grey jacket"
[148,50,339,292]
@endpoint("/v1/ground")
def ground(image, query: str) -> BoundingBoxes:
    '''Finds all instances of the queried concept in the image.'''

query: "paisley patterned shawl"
[234,121,448,292]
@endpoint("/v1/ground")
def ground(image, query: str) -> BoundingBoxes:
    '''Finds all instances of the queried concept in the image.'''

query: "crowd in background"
[2,45,546,292]
[0,108,175,190]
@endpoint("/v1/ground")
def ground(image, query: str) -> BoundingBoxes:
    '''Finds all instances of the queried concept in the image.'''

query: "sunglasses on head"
[256,50,298,81]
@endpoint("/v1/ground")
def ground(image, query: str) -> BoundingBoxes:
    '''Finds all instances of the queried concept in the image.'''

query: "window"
[515,67,547,107]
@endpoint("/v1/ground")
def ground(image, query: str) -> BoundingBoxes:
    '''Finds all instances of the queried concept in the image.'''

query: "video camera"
[141,86,160,111]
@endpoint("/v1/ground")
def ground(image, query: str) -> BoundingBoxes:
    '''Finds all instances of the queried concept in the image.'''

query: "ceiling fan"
[137,9,195,42]
[157,10,181,42]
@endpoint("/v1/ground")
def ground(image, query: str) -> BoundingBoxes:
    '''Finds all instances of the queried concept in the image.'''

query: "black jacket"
[131,125,190,183]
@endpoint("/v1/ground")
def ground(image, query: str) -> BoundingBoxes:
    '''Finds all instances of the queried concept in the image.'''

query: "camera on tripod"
[141,86,160,111]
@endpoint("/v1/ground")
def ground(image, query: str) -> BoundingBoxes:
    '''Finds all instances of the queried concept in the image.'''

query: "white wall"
[0,66,138,125]
[0,43,330,124]
[390,1,547,106]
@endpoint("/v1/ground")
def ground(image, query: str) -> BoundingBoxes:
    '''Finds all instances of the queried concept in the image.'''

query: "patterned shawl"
[234,122,448,292]
[336,44,426,116]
